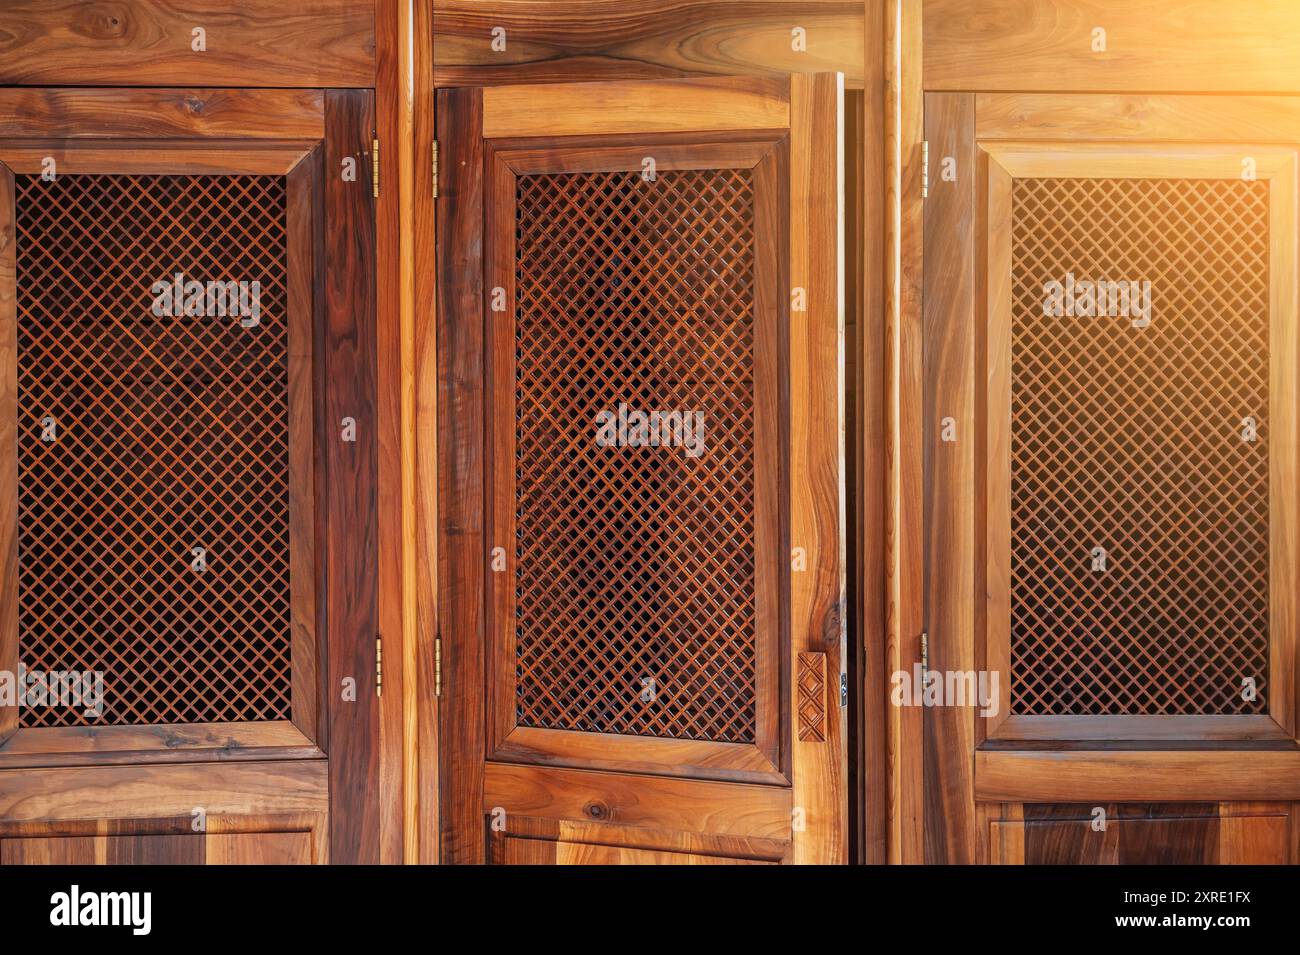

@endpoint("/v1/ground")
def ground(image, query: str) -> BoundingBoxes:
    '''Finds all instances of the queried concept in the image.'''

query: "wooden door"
[920,91,1300,864]
[0,87,380,863]
[436,74,847,864]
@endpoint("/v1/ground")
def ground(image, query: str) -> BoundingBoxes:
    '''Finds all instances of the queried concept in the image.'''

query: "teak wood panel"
[980,142,1298,741]
[437,73,846,864]
[0,0,374,88]
[0,89,325,141]
[322,90,382,864]
[987,802,1292,865]
[924,0,1300,93]
[922,91,978,864]
[483,134,786,786]
[975,94,1300,144]
[433,0,867,88]
[1,814,324,865]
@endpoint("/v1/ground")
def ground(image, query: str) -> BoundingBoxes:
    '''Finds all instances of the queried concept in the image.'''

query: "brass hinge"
[921,140,929,199]
[431,140,439,199]
[920,631,929,675]
[434,633,442,698]
[375,635,384,697]
[371,138,381,198]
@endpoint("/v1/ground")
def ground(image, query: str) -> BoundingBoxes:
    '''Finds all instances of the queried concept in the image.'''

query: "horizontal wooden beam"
[0,722,321,769]
[482,76,791,138]
[0,759,328,822]
[0,1,372,88]
[977,750,1300,803]
[0,89,325,140]
[484,762,792,840]
[926,0,1300,93]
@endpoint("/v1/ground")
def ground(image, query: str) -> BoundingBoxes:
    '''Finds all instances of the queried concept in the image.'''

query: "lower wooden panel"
[0,761,328,865]
[483,764,793,864]
[987,803,1293,865]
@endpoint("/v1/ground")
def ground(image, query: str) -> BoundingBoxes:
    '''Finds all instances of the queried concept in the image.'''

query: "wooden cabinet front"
[921,91,1300,864]
[435,74,849,864]
[0,87,379,864]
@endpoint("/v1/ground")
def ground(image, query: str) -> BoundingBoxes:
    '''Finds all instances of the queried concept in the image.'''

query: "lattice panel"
[512,169,758,742]
[15,174,292,726]
[1010,177,1270,715]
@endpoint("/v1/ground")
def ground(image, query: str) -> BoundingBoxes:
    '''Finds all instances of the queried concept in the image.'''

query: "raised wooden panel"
[2,823,317,864]
[481,76,790,137]
[925,0,1300,92]
[988,803,1291,864]
[433,0,865,88]
[922,90,978,864]
[0,1,374,88]
[977,750,1300,803]
[486,812,789,863]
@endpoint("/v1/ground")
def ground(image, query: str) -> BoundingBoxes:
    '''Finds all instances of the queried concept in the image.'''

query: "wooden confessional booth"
[2,0,1298,868]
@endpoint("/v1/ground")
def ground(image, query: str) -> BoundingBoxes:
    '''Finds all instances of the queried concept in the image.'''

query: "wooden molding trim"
[484,762,793,841]
[977,750,1300,803]
[0,722,321,769]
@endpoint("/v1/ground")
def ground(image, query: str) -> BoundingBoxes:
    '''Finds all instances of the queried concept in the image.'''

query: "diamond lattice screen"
[1010,177,1270,715]
[16,174,292,727]
[512,169,758,742]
